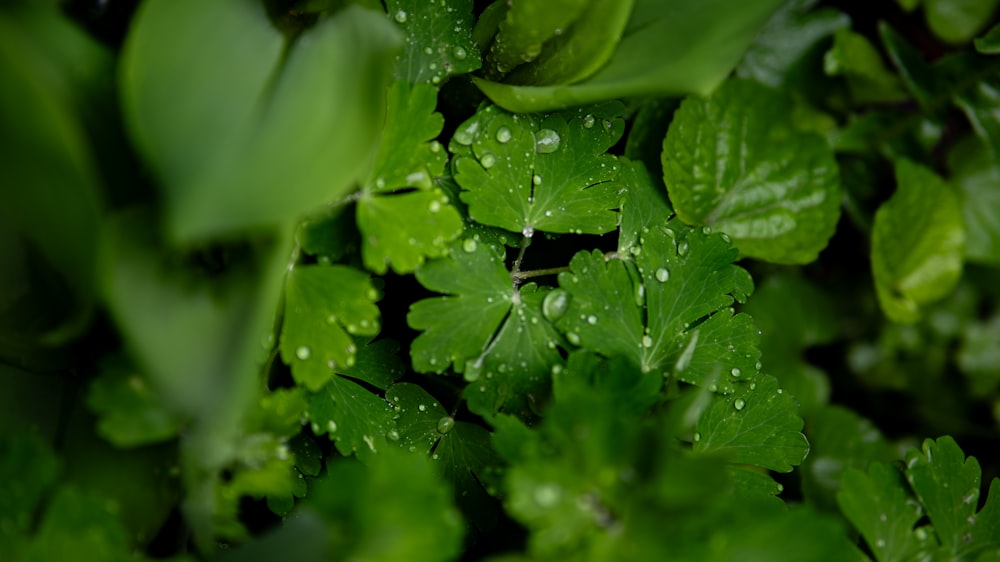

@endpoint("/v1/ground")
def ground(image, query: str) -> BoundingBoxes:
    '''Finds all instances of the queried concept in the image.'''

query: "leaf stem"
[512,266,570,281]
[510,235,532,285]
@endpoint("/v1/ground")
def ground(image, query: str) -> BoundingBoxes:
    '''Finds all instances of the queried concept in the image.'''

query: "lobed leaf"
[388,0,481,85]
[838,463,923,562]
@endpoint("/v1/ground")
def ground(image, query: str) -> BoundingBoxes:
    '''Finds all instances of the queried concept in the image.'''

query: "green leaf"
[501,0,635,86]
[924,0,1000,45]
[740,274,837,414]
[662,79,842,264]
[296,206,358,264]
[451,102,625,237]
[305,339,404,459]
[953,74,1000,160]
[903,436,1000,557]
[617,159,674,256]
[386,383,503,531]
[879,23,939,108]
[735,0,850,88]
[18,487,134,562]
[306,450,465,562]
[484,0,590,75]
[357,82,463,274]
[556,219,758,392]
[473,0,785,112]
[871,159,965,323]
[838,462,923,562]
[823,28,909,105]
[280,265,381,391]
[948,136,1000,264]
[121,1,400,242]
[0,433,59,547]
[693,373,809,472]
[975,22,1000,53]
[86,355,183,448]
[388,0,481,85]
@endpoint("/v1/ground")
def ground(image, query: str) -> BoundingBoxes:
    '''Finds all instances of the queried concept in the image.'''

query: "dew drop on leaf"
[296,346,311,360]
[582,114,595,129]
[567,332,581,346]
[428,200,441,213]
[678,241,689,256]
[655,267,670,283]
[734,399,746,411]
[496,126,512,144]
[587,315,598,325]
[462,238,478,253]
[731,367,741,378]
[387,429,400,442]
[480,152,497,168]
[327,420,338,433]
[394,9,407,23]
[418,404,427,412]
[542,289,570,322]
[533,484,561,507]
[693,432,701,442]
[454,121,478,145]
[522,225,534,238]
[453,46,468,60]
[533,174,542,185]
[535,129,561,154]
[642,335,654,348]
[437,416,455,434]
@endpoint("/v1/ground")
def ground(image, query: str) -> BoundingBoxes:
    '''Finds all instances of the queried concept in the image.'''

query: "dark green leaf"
[924,0,1000,45]
[948,136,1000,264]
[617,159,673,256]
[871,159,965,322]
[451,102,625,237]
[824,28,909,105]
[663,79,842,264]
[86,355,182,447]
[838,463,923,562]
[484,0,589,76]
[280,265,381,391]
[953,74,1000,160]
[975,22,1000,53]
[388,0,481,85]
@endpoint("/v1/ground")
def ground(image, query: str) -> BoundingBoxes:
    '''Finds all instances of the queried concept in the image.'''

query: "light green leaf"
[121,1,400,242]
[662,79,842,264]
[451,102,625,237]
[280,265,381,391]
[473,0,785,112]
[388,0,481,85]
[975,22,1000,53]
[948,135,1000,264]
[484,0,589,76]
[838,463,923,562]
[617,159,673,256]
[871,159,965,323]
[904,436,1000,558]
[306,450,465,562]
[306,375,394,460]
[357,82,463,274]
[924,0,1000,45]
[556,220,758,392]
[18,487,133,562]
[694,373,809,472]
[408,239,513,374]
[501,0,635,86]
[86,355,183,448]
[824,28,909,105]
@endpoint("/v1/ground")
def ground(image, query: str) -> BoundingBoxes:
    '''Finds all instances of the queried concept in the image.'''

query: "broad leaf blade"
[837,463,923,562]
[871,159,965,322]
[662,79,842,264]
[388,0,481,85]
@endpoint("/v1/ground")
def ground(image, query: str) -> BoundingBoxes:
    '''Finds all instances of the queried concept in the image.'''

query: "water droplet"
[678,241,689,256]
[327,420,338,433]
[533,174,542,185]
[394,9,407,23]
[428,200,441,213]
[533,484,561,507]
[567,332,581,346]
[721,233,732,243]
[582,114,595,128]
[326,314,337,324]
[480,152,497,168]
[749,382,757,390]
[495,126,512,143]
[777,388,784,394]
[754,361,762,370]
[586,315,598,325]
[731,367,741,378]
[429,141,442,153]
[879,513,888,522]
[542,290,570,322]
[418,404,427,412]
[453,46,468,60]
[437,416,455,434]
[642,335,654,348]
[462,239,478,253]
[734,399,746,411]
[535,129,561,153]
[374,177,386,189]
[522,225,534,238]
[453,121,478,145]
[875,539,886,549]
[655,268,670,282]
[296,346,311,360]
[387,429,400,441]
[693,432,701,442]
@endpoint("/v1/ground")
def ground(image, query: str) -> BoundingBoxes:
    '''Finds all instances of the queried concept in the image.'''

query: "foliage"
[3,0,1000,560]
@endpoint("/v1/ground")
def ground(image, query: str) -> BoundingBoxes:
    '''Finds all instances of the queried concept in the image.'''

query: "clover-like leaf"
[280,265,381,391]
[662,78,842,264]
[386,383,503,531]
[357,81,463,274]
[451,101,624,237]
[617,159,673,256]
[904,436,1000,557]
[693,373,809,472]
[838,462,924,562]
[388,0,481,85]
[871,159,965,323]
[556,219,759,393]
